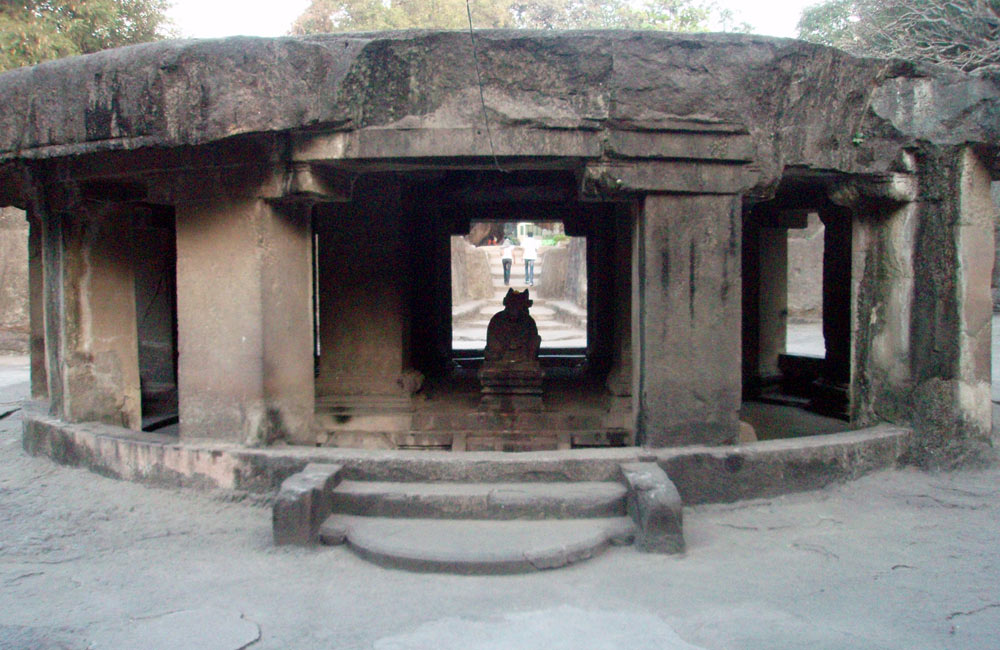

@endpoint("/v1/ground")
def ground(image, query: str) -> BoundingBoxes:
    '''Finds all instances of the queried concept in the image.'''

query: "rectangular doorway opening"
[785,212,825,358]
[450,220,587,355]
[134,205,178,433]
[742,196,851,443]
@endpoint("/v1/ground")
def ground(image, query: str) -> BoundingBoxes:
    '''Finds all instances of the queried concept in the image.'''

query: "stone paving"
[2,320,998,648]
[2,352,999,648]
[0,317,997,647]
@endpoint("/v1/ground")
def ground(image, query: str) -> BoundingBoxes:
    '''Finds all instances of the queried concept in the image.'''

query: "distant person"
[521,232,538,286]
[501,238,514,286]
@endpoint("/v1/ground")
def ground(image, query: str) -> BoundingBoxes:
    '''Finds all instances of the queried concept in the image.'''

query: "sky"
[166,0,819,40]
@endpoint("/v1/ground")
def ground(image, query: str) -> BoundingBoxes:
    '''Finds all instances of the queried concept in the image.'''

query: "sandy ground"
[3,346,1000,648]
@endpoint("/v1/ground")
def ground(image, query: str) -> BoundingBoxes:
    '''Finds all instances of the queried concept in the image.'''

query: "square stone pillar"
[27,211,47,399]
[44,205,141,428]
[633,194,742,447]
[757,226,788,379]
[953,150,994,434]
[176,197,315,444]
[603,204,635,431]
[314,177,413,407]
[851,201,916,425]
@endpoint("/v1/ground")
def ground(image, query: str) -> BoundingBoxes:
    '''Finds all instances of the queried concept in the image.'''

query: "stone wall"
[787,213,824,322]
[536,238,587,309]
[0,207,28,353]
[450,237,493,304]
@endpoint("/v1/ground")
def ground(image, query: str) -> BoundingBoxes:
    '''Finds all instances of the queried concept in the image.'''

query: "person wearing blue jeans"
[521,233,538,286]
[501,238,514,285]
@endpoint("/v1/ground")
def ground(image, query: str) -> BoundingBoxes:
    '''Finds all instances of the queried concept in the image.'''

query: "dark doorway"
[133,205,178,431]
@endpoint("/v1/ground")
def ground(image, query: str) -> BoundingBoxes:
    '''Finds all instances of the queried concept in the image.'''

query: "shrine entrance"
[312,169,634,450]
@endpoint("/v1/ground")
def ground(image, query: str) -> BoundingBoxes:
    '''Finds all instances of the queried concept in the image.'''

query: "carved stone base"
[479,364,544,412]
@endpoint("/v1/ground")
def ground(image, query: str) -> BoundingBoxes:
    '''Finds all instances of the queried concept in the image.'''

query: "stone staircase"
[273,461,684,573]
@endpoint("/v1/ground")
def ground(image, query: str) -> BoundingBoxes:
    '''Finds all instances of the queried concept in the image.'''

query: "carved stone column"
[633,193,743,446]
[175,173,315,444]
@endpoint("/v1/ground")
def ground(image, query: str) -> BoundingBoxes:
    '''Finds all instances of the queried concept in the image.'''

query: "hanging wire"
[465,0,506,173]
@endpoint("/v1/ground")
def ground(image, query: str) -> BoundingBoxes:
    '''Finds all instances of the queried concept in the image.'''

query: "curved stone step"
[330,480,627,519]
[320,515,635,573]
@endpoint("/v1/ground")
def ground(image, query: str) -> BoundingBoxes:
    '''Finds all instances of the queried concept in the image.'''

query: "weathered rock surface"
[0,32,996,201]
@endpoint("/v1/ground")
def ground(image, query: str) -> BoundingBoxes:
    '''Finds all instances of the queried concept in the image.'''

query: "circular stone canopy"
[0,30,997,204]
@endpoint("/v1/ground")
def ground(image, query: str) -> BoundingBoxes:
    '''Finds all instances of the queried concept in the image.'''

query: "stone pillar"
[819,208,852,384]
[953,150,994,435]
[757,226,788,379]
[175,196,315,444]
[263,203,316,442]
[741,213,761,396]
[51,204,142,429]
[853,150,995,463]
[314,176,413,413]
[633,194,742,447]
[812,207,852,417]
[991,182,999,311]
[851,200,916,425]
[604,204,634,429]
[40,201,65,416]
[27,211,47,399]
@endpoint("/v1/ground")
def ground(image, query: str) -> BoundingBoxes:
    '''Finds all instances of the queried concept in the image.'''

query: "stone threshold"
[20,401,913,506]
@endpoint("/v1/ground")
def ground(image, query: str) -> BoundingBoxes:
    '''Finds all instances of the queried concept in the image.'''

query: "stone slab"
[3,32,993,188]
[620,462,684,554]
[321,514,636,574]
[330,480,626,519]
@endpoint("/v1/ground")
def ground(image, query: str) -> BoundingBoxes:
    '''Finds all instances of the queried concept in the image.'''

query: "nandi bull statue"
[479,288,544,411]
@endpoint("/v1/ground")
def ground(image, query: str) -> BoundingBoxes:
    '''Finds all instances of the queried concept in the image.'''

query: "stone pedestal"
[479,289,544,412]
[479,365,544,411]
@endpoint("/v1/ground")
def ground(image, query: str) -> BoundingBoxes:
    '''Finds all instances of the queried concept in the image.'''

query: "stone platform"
[23,401,911,499]
[316,372,629,451]
[23,403,914,572]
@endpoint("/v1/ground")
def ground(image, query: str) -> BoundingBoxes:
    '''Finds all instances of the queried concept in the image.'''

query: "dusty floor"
[2,355,1000,649]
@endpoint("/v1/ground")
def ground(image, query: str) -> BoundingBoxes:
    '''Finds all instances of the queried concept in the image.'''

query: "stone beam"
[582,161,757,198]
[605,130,753,163]
[292,128,601,162]
[830,173,918,208]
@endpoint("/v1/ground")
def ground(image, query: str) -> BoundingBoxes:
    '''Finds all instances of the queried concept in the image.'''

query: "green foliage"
[797,0,1000,72]
[797,0,856,45]
[290,0,748,34]
[0,0,173,72]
